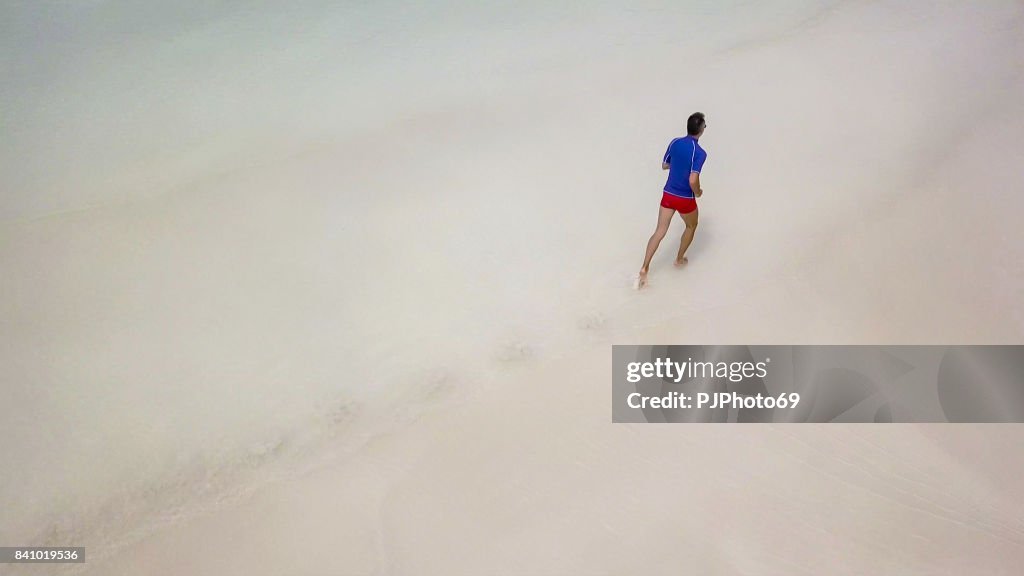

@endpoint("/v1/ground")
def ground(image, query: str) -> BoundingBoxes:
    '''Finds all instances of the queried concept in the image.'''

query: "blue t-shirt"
[662,136,707,198]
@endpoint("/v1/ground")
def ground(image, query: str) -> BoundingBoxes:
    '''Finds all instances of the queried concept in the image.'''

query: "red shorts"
[660,191,697,214]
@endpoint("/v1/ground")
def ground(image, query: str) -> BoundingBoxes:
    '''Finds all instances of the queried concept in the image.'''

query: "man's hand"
[695,188,703,198]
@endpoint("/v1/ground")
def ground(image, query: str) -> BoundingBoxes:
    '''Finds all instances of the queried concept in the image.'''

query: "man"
[636,112,707,289]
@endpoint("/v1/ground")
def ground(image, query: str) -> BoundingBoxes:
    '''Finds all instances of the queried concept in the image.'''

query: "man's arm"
[690,148,706,197]
[689,172,702,197]
[662,139,676,170]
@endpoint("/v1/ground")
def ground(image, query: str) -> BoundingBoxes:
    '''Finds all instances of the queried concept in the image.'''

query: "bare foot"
[674,256,688,267]
[636,269,649,289]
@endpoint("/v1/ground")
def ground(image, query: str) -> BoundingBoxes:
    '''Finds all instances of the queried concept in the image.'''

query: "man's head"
[686,112,706,137]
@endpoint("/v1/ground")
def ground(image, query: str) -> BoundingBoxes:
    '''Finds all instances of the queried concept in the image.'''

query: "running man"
[636,112,707,288]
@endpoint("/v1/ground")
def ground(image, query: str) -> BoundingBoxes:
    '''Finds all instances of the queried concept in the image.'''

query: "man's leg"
[638,206,676,287]
[674,207,699,266]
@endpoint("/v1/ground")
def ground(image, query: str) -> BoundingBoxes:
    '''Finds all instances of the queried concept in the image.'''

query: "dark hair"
[686,112,706,136]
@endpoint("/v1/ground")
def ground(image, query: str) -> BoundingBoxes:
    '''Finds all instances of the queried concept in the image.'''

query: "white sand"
[2,1,1023,574]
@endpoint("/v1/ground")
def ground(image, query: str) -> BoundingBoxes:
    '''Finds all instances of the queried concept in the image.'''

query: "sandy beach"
[2,1,1023,573]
